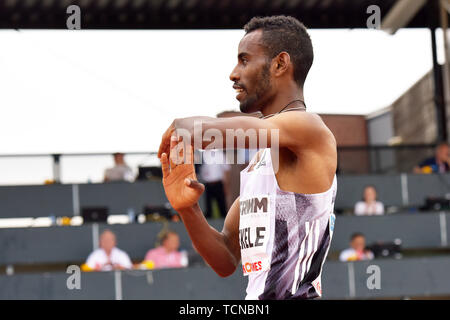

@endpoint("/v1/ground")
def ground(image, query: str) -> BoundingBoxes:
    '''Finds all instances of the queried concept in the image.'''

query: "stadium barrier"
[0,213,448,266]
[0,180,207,218]
[1,257,450,299]
[0,174,449,219]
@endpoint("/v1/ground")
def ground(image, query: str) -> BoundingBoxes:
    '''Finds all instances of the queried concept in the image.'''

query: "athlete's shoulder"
[269,111,326,129]
[268,111,335,146]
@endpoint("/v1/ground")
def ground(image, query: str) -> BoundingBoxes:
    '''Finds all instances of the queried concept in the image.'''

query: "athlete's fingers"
[184,143,194,166]
[158,130,169,158]
[169,135,180,167]
[158,136,169,159]
[177,136,185,161]
[157,138,163,158]
[158,126,175,158]
[184,178,205,193]
[160,153,170,177]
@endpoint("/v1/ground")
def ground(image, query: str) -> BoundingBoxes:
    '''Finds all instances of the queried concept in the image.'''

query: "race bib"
[239,195,272,276]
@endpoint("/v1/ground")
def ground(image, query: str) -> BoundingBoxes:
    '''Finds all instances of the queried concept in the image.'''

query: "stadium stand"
[0,174,449,299]
[1,174,449,218]
[0,213,448,266]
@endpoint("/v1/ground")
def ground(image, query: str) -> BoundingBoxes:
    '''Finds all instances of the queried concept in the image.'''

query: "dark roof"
[0,0,438,30]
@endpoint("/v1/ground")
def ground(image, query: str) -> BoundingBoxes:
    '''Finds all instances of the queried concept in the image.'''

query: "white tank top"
[239,148,337,300]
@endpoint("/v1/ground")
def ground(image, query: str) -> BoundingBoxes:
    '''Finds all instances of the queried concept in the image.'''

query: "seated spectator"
[339,232,374,262]
[354,185,384,216]
[143,230,188,269]
[104,152,134,182]
[414,142,450,174]
[85,229,132,271]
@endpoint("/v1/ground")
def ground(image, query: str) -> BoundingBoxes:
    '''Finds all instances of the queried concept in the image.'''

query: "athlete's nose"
[229,64,240,82]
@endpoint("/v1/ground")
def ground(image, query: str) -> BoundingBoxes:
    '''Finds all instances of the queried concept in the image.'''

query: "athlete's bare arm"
[158,111,337,194]
[158,111,333,158]
[160,137,240,277]
[176,199,241,277]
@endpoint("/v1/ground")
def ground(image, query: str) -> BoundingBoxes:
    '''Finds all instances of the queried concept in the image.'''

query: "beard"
[239,62,272,114]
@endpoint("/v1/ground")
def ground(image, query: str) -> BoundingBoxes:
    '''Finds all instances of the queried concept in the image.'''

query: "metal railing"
[0,152,158,185]
[0,144,440,185]
[337,144,438,174]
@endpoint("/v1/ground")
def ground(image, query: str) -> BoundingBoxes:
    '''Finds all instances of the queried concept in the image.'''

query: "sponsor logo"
[240,197,268,215]
[242,261,263,274]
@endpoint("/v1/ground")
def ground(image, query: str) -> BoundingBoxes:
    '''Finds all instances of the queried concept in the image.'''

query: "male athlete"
[157,16,337,300]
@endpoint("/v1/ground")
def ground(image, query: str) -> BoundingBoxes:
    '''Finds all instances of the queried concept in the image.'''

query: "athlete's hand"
[158,120,176,159]
[160,135,205,212]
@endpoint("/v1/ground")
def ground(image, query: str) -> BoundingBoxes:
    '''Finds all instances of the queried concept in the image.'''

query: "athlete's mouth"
[233,84,246,99]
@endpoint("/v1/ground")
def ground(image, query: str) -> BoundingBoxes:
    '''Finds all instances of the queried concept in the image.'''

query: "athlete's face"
[229,30,273,114]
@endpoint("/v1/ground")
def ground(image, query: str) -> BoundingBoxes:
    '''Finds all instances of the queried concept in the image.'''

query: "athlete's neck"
[259,85,305,117]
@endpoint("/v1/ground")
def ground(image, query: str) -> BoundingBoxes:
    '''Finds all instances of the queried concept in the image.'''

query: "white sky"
[0,28,443,184]
[0,28,439,154]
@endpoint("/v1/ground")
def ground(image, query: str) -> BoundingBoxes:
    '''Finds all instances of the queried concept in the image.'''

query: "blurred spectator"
[104,152,134,182]
[414,142,450,174]
[354,185,384,216]
[143,230,188,269]
[85,229,132,271]
[339,232,374,262]
[199,150,230,218]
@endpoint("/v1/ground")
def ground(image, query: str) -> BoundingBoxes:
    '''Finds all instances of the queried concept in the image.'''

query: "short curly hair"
[244,15,314,87]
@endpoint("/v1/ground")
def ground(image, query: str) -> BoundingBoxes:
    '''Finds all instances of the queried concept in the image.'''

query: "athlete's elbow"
[214,263,237,278]
[215,268,235,278]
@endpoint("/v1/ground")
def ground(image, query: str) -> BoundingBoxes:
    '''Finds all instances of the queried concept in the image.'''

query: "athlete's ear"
[272,52,291,77]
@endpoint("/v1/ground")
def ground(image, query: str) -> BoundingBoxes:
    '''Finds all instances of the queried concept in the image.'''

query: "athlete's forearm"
[177,203,239,277]
[174,116,278,150]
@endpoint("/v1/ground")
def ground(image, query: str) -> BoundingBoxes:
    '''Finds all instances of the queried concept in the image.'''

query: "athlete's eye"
[239,57,248,66]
